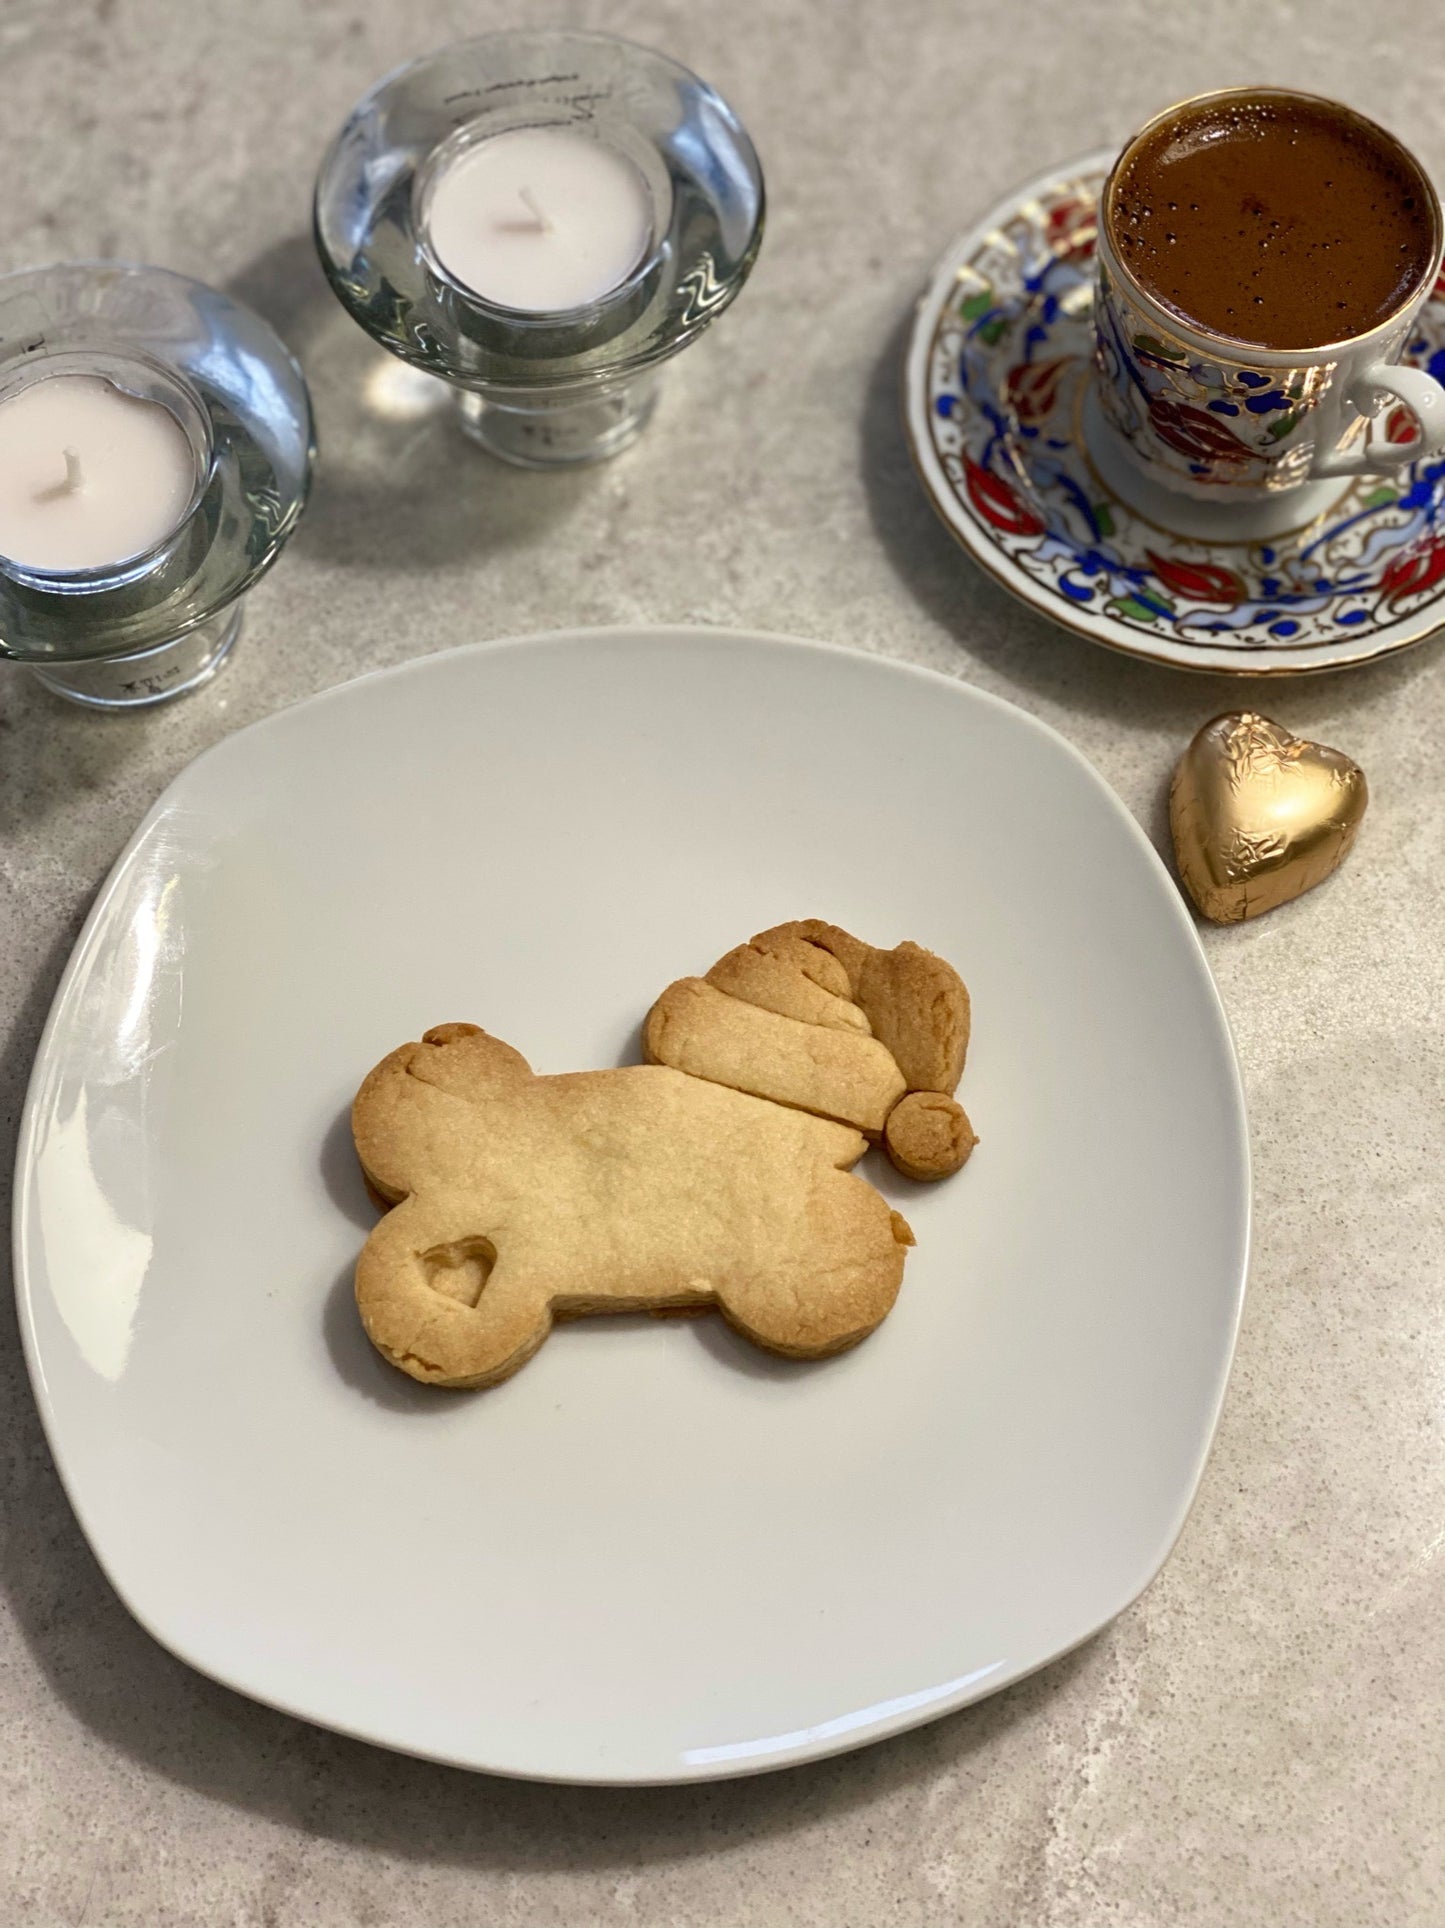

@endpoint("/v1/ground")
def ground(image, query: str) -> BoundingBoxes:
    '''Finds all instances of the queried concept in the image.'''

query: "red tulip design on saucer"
[1044,194,1098,264]
[1146,551,1245,605]
[963,455,1044,537]
[1006,358,1071,425]
[1380,536,1445,606]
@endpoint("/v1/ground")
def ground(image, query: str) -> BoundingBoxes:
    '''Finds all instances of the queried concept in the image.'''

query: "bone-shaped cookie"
[352,1023,914,1388]
[645,921,977,1180]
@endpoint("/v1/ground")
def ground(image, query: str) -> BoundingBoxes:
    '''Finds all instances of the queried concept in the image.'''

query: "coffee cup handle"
[1311,363,1445,478]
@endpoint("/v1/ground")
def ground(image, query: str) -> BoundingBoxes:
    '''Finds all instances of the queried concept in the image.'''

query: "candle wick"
[33,445,85,503]
[518,186,553,233]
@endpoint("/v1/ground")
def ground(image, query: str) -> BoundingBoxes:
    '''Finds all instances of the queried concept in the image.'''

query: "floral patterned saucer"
[904,152,1445,674]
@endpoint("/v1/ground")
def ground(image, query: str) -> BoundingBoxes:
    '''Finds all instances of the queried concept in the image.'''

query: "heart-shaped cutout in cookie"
[1169,712,1368,924]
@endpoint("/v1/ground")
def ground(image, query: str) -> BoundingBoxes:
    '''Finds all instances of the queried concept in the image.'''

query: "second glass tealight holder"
[313,30,766,467]
[0,263,315,709]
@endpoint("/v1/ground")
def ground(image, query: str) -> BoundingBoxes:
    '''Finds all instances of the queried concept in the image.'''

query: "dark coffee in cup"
[1107,92,1436,350]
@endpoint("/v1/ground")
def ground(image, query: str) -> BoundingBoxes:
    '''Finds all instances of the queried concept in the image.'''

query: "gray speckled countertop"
[4,2,1444,1922]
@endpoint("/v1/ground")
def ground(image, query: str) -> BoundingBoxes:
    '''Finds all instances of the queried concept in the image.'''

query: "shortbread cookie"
[353,1023,914,1388]
[753,921,970,1093]
[705,941,871,1033]
[747,929,854,1000]
[651,923,975,1180]
[884,1090,977,1181]
[644,978,907,1133]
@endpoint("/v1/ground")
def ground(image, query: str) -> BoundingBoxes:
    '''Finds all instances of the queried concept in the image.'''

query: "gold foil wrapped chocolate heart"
[1169,712,1368,924]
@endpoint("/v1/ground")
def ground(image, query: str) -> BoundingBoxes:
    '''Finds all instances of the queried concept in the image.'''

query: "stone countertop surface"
[3,1,1443,1922]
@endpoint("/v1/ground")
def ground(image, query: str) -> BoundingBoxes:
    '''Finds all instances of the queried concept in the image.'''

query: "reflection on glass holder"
[0,264,315,711]
[314,30,765,468]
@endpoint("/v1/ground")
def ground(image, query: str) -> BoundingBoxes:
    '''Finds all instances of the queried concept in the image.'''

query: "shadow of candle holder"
[223,232,598,576]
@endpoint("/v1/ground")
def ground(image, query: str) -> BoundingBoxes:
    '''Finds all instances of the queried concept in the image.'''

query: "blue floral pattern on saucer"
[905,154,1445,674]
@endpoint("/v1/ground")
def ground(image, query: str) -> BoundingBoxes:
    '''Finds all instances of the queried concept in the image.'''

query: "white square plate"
[14,628,1248,1783]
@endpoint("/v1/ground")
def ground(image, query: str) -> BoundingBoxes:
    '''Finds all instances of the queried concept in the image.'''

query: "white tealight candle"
[425,125,655,313]
[0,373,197,574]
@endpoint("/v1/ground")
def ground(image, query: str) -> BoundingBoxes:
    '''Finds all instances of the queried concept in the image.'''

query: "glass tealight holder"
[0,264,315,710]
[314,30,766,468]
